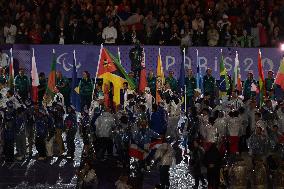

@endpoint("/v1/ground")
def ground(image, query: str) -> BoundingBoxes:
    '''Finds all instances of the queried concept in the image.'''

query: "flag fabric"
[129,144,146,160]
[156,49,165,104]
[196,50,203,91]
[115,48,136,90]
[275,57,284,90]
[71,50,80,111]
[138,48,147,93]
[8,48,14,90]
[129,139,164,160]
[251,83,259,93]
[219,50,230,96]
[97,47,135,107]
[233,51,242,92]
[178,49,185,93]
[46,50,56,100]
[258,49,266,107]
[31,49,39,103]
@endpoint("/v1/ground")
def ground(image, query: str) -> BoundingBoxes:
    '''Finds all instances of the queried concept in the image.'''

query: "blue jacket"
[35,117,48,137]
[150,109,167,135]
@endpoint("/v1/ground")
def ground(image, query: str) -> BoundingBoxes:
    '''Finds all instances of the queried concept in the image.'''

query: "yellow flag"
[74,86,80,94]
[156,49,164,104]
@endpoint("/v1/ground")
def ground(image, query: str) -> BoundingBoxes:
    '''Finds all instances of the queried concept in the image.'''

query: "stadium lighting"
[281,43,284,51]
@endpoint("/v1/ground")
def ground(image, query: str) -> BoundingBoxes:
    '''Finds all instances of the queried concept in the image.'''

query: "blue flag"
[196,50,203,92]
[71,50,80,111]
[178,49,185,93]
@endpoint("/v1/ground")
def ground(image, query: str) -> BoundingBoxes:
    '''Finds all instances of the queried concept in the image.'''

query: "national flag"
[116,47,136,90]
[46,50,56,100]
[138,48,147,93]
[219,49,230,96]
[129,144,146,160]
[129,139,163,160]
[251,83,259,93]
[196,49,203,91]
[31,48,39,103]
[8,48,14,90]
[156,48,165,104]
[257,49,266,107]
[115,5,143,30]
[178,48,185,93]
[97,47,135,107]
[71,50,80,111]
[233,51,242,92]
[275,57,284,90]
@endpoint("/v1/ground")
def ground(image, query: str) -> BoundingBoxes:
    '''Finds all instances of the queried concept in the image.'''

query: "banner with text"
[5,45,284,79]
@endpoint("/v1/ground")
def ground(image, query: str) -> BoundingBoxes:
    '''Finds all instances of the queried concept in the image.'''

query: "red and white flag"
[31,48,39,103]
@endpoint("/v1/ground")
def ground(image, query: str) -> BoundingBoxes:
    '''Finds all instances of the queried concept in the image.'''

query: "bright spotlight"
[281,43,284,51]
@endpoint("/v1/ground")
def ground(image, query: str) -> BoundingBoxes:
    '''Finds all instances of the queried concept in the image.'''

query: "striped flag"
[275,57,284,90]
[234,51,242,92]
[71,50,80,111]
[156,48,165,104]
[31,48,39,103]
[258,49,265,107]
[219,49,230,96]
[138,48,147,93]
[8,48,14,90]
[45,50,57,101]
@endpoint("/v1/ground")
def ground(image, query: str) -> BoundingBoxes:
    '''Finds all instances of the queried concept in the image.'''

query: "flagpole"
[93,44,103,100]
[196,49,199,90]
[118,46,121,64]
[183,48,187,113]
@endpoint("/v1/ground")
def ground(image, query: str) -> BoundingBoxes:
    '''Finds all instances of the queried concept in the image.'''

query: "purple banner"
[4,45,284,79]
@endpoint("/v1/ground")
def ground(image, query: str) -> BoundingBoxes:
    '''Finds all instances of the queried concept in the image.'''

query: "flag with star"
[97,47,135,107]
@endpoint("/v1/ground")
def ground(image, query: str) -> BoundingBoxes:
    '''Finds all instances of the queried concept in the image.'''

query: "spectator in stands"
[270,26,281,47]
[192,12,204,32]
[118,25,131,45]
[169,24,181,46]
[15,23,28,44]
[155,22,169,45]
[102,20,117,44]
[180,24,193,48]
[217,14,231,32]
[192,26,206,46]
[4,20,17,44]
[238,30,254,48]
[29,24,42,44]
[82,18,95,45]
[144,26,154,45]
[94,21,104,45]
[66,18,82,44]
[42,24,54,44]
[207,20,219,47]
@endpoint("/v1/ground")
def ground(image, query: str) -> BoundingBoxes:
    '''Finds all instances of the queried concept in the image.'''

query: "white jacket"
[228,117,241,136]
[4,25,17,44]
[214,117,227,137]
[95,112,115,138]
[154,143,175,166]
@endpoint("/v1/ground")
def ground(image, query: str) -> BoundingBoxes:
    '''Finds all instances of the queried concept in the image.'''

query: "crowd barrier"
[1,45,283,78]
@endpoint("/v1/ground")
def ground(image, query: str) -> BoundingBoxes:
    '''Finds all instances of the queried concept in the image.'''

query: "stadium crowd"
[0,0,283,47]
